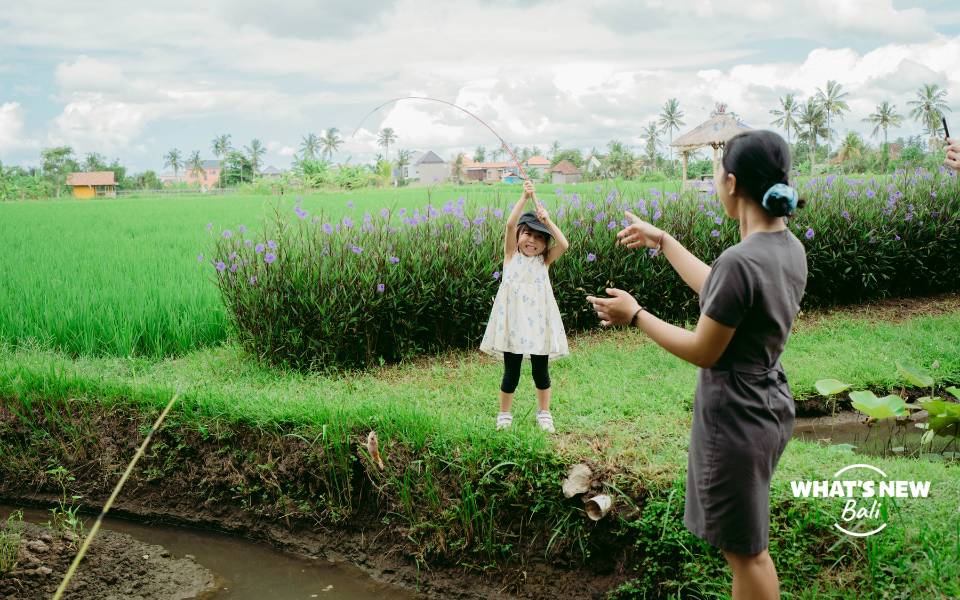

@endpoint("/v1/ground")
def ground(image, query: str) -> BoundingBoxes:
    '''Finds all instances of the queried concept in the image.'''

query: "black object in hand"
[944,117,950,140]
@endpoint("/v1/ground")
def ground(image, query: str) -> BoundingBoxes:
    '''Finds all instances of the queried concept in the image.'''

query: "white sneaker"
[496,412,513,430]
[536,410,555,433]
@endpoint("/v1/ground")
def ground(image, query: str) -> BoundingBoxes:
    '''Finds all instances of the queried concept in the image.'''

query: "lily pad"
[828,443,857,454]
[815,379,853,396]
[946,386,960,401]
[896,361,933,387]
[849,390,908,419]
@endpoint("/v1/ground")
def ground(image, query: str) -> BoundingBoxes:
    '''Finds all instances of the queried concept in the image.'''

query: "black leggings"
[501,352,550,393]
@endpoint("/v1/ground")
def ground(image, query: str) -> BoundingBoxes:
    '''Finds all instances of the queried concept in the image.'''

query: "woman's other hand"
[946,137,960,172]
[586,288,641,327]
[617,211,663,249]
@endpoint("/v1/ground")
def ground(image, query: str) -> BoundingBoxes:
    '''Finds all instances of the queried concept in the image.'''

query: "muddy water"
[1,506,421,600]
[791,410,935,454]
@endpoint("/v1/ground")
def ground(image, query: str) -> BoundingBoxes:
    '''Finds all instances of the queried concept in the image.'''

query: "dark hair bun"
[722,130,806,216]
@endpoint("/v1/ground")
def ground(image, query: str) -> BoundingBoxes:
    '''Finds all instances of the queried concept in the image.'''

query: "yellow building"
[66,172,118,198]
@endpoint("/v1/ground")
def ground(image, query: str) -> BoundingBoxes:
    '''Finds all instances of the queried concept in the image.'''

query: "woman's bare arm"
[617,211,711,294]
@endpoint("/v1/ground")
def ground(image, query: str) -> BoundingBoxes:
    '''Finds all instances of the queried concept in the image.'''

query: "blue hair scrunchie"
[762,183,799,215]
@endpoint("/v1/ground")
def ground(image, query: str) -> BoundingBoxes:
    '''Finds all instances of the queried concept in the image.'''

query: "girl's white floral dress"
[480,251,569,361]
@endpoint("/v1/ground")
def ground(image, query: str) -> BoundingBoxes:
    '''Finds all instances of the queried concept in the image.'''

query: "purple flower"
[612,189,618,196]
[905,214,913,221]
[389,256,400,264]
[909,204,914,211]
[352,246,363,254]
[594,213,605,222]
[255,243,264,254]
[842,212,849,219]
[586,253,596,262]
[493,271,500,280]
[267,240,276,250]
[714,217,723,225]
[206,222,213,231]
[197,253,204,262]
[249,276,257,284]
[706,211,715,216]
[347,201,355,209]
[216,261,226,271]
[805,228,814,240]
[343,217,353,227]
[895,235,901,241]
[296,196,302,203]
[229,251,237,261]
[381,209,389,218]
[223,230,232,239]
[621,219,629,227]
[711,230,720,237]
[653,211,661,222]
[607,221,616,229]
[265,253,276,264]
[870,237,876,243]
[473,217,486,226]
[297,210,308,219]
[648,248,657,256]
[230,263,238,273]
[399,208,407,217]
[493,209,504,219]
[239,225,247,234]
[323,223,333,234]
[573,221,582,227]
[556,187,563,195]
[377,283,385,293]
[595,185,601,192]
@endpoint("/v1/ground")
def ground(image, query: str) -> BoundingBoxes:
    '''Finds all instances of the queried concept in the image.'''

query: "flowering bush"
[205,169,960,371]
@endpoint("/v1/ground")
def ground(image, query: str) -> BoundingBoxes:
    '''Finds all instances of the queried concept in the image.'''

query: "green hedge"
[207,168,960,370]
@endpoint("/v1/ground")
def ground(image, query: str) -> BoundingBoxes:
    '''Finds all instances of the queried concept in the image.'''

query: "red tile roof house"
[160,160,222,188]
[547,160,582,184]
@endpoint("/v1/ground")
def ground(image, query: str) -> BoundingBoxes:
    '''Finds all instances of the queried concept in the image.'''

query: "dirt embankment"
[0,520,222,600]
[0,403,654,600]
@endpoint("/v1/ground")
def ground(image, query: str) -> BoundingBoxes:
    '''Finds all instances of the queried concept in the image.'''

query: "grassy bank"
[1,303,959,598]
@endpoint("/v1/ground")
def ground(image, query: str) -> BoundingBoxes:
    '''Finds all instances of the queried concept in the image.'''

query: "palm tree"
[377,128,397,162]
[769,94,800,144]
[836,131,864,163]
[374,158,394,188]
[473,146,486,163]
[797,98,831,173]
[907,83,951,151]
[164,149,183,182]
[639,122,662,165]
[548,141,562,159]
[815,80,850,155]
[658,98,685,174]
[491,146,503,162]
[531,146,542,156]
[861,101,903,148]
[395,149,411,182]
[188,150,206,186]
[211,134,232,188]
[300,133,320,161]
[321,127,343,161]
[244,139,265,183]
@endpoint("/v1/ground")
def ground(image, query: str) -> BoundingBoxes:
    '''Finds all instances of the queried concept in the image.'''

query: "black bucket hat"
[517,211,552,237]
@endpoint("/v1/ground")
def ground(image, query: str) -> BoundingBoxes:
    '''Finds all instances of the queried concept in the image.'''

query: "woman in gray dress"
[588,130,807,599]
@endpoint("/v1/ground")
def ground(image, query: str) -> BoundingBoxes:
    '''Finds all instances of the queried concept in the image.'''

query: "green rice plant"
[208,168,960,371]
[0,510,23,577]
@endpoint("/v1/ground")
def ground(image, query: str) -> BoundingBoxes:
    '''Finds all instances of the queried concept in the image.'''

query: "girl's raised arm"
[504,180,534,260]
[538,203,569,267]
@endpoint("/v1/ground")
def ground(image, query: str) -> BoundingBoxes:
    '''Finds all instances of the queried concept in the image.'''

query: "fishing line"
[353,96,543,206]
[52,388,182,600]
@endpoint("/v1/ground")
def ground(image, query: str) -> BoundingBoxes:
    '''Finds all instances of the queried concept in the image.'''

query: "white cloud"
[267,140,296,156]
[0,102,41,163]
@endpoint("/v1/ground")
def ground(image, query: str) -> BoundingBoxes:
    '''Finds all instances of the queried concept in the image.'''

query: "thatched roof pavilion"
[670,106,752,190]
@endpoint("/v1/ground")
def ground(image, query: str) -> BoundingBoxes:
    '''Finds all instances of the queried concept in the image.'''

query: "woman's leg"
[722,550,780,600]
[500,352,523,412]
[530,354,551,411]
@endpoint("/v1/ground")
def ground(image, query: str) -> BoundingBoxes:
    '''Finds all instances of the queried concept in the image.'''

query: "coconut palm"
[321,127,343,161]
[473,146,486,163]
[769,94,800,144]
[187,150,206,186]
[907,83,951,151]
[163,149,183,182]
[449,155,466,185]
[300,133,320,161]
[377,128,397,162]
[658,98,685,173]
[395,149,411,182]
[211,134,232,187]
[862,101,904,147]
[797,98,832,173]
[374,159,394,188]
[815,80,850,154]
[531,146,542,156]
[491,146,503,162]
[836,131,864,163]
[548,141,562,158]
[639,122,662,165]
[244,139,265,183]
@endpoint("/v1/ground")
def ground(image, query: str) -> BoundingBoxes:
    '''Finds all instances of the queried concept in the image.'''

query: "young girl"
[480,179,570,432]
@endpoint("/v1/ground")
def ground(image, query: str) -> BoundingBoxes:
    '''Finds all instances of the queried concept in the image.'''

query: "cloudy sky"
[0,0,958,173]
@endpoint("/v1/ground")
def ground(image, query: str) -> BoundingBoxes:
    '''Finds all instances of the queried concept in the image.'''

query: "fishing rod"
[353,96,544,207]
[52,388,183,600]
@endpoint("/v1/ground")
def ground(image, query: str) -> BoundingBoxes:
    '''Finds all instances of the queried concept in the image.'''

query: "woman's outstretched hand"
[617,211,664,249]
[586,288,641,327]
[946,137,960,172]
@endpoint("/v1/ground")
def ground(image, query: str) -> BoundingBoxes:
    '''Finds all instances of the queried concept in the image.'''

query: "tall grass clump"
[207,167,960,371]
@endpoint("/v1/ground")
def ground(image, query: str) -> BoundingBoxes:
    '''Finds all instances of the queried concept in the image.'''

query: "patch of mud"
[793,382,958,418]
[0,519,223,600]
[793,292,960,331]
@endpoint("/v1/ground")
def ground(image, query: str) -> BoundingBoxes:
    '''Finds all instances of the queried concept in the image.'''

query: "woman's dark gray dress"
[684,228,807,555]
